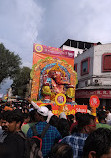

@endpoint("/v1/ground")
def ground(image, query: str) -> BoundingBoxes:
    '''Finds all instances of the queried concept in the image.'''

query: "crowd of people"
[0,99,111,158]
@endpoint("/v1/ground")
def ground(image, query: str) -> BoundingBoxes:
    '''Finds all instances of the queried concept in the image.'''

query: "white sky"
[1,0,111,94]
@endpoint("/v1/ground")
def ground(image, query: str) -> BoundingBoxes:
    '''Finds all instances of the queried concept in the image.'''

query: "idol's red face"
[48,70,56,79]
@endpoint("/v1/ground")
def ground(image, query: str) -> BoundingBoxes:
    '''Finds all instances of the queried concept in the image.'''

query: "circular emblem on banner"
[35,44,43,52]
[55,93,66,105]
[89,95,100,108]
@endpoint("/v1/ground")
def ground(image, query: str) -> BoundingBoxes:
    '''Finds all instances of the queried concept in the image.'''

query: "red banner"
[74,105,87,113]
[36,103,87,115]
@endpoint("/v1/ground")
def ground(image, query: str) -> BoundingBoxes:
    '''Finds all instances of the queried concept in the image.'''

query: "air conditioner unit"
[93,79,102,86]
[85,79,91,86]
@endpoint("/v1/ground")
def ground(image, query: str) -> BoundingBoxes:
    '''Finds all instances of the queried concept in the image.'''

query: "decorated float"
[30,44,87,115]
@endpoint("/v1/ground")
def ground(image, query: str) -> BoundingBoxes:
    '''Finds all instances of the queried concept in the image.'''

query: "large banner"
[33,44,74,66]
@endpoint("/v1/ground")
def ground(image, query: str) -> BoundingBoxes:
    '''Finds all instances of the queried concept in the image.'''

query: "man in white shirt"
[106,109,111,125]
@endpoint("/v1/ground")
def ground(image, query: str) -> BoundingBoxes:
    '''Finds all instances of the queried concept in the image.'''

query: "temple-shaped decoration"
[31,57,77,105]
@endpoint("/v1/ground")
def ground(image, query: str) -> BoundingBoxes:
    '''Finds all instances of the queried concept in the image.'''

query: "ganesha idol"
[41,63,75,103]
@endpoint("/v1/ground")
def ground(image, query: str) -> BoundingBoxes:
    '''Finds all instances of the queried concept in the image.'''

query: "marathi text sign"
[33,44,74,59]
[33,44,74,66]
[76,89,111,99]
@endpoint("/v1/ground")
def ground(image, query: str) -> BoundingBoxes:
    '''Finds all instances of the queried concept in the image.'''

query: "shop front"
[75,89,111,107]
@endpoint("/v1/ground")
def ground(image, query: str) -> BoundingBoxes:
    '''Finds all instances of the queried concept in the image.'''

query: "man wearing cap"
[27,106,62,158]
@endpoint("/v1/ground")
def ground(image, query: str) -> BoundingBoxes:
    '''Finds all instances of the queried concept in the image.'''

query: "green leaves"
[0,43,31,97]
[0,43,21,83]
[12,66,31,97]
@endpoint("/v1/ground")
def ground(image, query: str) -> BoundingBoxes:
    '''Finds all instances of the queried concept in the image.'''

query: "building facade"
[61,39,111,107]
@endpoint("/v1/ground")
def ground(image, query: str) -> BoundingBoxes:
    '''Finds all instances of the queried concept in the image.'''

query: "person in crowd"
[27,106,62,158]
[49,142,73,158]
[59,112,67,119]
[21,109,38,135]
[49,115,59,129]
[27,97,40,110]
[61,113,96,158]
[29,104,34,112]
[67,114,74,129]
[45,104,54,123]
[0,110,25,158]
[105,108,111,125]
[70,112,83,134]
[6,110,24,133]
[57,118,70,138]
[22,113,30,125]
[96,111,111,129]
[14,108,22,114]
[22,107,29,113]
[0,113,3,135]
[83,128,111,158]
[0,142,12,158]
[0,110,12,142]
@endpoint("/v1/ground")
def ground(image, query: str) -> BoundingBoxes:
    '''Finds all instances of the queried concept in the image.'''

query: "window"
[81,57,90,75]
[102,53,111,72]
[74,64,77,72]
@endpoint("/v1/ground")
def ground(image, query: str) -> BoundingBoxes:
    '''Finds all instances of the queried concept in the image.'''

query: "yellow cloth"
[66,88,74,98]
[42,86,51,95]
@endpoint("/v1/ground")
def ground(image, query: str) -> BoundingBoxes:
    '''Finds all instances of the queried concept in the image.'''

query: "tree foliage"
[12,66,31,97]
[0,43,21,83]
[0,43,31,97]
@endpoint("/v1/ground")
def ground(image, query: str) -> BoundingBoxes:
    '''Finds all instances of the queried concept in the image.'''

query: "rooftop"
[60,39,101,50]
[76,85,111,90]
